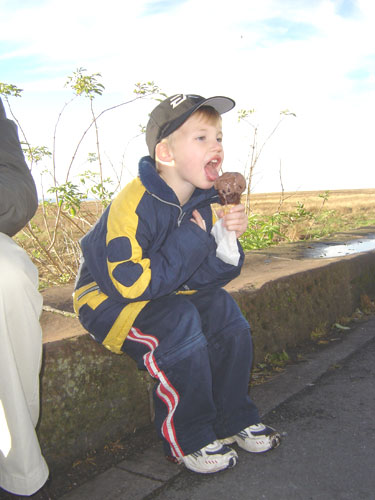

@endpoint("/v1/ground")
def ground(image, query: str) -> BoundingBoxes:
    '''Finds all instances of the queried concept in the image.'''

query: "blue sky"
[0,0,374,194]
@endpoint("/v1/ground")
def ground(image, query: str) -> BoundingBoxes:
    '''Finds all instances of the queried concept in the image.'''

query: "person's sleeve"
[178,241,245,291]
[175,204,245,291]
[0,99,38,236]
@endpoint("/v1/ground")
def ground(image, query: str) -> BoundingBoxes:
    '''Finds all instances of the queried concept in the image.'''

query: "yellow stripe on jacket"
[73,282,149,354]
[106,178,152,299]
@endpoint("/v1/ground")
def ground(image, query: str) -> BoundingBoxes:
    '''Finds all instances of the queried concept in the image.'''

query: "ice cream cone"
[223,204,236,215]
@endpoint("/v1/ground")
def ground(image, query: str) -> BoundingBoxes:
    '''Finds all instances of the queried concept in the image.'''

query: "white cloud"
[1,0,374,195]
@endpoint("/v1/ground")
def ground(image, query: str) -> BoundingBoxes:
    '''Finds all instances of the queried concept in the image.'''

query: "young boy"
[73,94,281,474]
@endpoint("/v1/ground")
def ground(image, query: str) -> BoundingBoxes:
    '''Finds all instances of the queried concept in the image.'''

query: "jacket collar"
[138,156,219,209]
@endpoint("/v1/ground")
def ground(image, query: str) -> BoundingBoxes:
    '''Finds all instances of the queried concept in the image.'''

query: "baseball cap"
[146,93,235,158]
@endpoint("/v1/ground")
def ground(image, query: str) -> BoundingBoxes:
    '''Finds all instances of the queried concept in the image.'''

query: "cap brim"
[197,96,236,115]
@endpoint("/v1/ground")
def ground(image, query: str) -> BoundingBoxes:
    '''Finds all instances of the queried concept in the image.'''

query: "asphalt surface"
[55,315,375,500]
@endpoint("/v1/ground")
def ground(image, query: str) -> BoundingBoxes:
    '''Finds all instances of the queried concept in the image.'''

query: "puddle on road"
[305,236,375,259]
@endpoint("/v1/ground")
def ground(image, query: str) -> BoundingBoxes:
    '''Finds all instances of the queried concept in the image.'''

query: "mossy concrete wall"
[232,252,375,363]
[38,336,151,470]
[37,249,375,471]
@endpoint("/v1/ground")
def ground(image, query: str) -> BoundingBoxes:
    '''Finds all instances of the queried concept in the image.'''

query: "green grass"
[240,204,375,251]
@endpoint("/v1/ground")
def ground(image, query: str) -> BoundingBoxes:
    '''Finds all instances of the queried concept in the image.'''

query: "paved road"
[61,316,375,500]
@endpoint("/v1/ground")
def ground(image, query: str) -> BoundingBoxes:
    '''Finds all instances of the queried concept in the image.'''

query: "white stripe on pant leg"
[127,328,184,458]
[155,375,181,456]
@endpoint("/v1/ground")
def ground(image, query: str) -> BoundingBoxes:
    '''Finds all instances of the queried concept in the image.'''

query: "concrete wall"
[233,252,375,362]
[37,250,375,471]
[38,336,152,470]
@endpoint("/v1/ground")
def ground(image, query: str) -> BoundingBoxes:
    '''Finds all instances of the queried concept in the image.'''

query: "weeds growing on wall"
[237,107,296,214]
[1,70,165,287]
[239,197,333,250]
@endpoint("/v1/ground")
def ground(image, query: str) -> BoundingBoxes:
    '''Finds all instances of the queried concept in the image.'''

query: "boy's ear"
[155,140,174,164]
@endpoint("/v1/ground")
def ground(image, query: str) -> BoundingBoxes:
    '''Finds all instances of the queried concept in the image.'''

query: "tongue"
[205,163,219,182]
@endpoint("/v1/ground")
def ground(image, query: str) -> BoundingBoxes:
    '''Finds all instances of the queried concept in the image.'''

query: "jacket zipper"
[148,192,185,226]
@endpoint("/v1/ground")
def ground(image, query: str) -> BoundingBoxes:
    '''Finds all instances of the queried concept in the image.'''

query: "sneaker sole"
[182,454,238,474]
[239,431,281,453]
[220,431,281,453]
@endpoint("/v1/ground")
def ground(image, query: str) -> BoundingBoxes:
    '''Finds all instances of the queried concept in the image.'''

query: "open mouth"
[204,157,221,181]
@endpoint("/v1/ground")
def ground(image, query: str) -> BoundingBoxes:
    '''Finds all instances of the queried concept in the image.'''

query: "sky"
[1,0,374,197]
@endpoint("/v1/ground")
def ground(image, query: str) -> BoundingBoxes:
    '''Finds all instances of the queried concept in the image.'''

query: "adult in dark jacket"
[0,97,49,496]
[74,94,281,474]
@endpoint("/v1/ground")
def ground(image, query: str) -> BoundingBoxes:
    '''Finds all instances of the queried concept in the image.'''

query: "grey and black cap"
[146,93,235,159]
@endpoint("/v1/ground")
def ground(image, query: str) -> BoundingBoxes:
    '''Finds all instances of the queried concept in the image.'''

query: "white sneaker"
[181,440,238,474]
[220,423,281,453]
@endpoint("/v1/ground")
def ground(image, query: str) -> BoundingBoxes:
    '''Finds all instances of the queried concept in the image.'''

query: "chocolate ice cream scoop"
[214,172,246,205]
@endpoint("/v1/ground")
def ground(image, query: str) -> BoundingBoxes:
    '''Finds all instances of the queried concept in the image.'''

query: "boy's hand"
[217,203,248,238]
[190,209,207,232]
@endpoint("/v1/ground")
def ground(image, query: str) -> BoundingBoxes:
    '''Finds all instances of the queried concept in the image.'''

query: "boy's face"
[166,112,224,192]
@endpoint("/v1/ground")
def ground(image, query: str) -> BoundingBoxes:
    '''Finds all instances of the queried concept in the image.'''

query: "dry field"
[248,188,375,216]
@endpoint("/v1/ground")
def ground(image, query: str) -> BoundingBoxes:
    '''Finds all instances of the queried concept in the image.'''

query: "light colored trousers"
[0,233,49,495]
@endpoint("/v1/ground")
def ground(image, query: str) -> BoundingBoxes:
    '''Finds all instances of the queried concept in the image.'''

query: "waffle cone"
[223,203,236,215]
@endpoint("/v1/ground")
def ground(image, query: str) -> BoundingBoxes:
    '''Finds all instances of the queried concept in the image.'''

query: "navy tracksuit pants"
[122,287,260,459]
